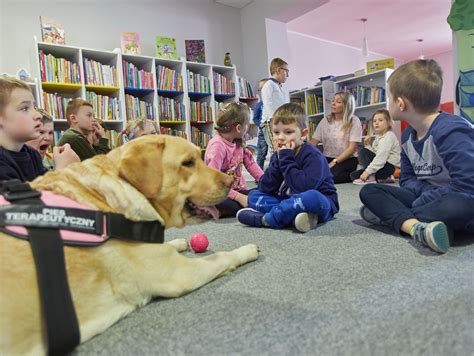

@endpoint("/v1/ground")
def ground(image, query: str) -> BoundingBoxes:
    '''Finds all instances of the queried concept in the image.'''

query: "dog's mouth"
[185,199,219,220]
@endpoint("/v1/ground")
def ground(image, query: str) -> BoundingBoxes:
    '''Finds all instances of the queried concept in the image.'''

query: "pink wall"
[428,51,454,104]
[287,31,397,91]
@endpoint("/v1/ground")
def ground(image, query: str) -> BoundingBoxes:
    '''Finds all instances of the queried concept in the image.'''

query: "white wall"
[428,50,454,104]
[287,31,400,91]
[0,0,244,76]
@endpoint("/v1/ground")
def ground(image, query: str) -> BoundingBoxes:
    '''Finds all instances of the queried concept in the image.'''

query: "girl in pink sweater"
[205,102,264,218]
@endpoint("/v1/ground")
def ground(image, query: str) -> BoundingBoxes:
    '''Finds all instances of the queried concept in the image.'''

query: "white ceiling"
[214,0,254,9]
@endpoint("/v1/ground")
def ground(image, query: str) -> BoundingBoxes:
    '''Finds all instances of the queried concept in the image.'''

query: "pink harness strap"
[0,191,108,244]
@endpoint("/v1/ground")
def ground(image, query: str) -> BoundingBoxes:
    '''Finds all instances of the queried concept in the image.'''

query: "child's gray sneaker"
[411,221,451,254]
[294,213,319,233]
[359,206,386,226]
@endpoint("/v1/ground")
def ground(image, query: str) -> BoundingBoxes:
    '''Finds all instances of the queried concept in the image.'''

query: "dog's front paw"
[167,238,189,252]
[234,244,259,265]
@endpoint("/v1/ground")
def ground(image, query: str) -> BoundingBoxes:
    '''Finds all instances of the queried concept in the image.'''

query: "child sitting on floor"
[359,59,474,254]
[351,109,401,184]
[204,102,264,218]
[237,103,339,233]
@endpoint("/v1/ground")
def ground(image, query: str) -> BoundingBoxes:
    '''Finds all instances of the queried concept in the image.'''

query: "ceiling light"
[361,18,369,57]
[417,39,424,59]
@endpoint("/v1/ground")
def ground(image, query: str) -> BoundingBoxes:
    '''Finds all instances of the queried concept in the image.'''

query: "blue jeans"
[256,127,268,169]
[248,189,334,229]
[360,184,474,234]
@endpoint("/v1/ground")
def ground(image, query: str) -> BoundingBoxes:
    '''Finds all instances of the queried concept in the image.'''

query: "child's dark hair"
[273,103,307,131]
[215,102,250,133]
[388,59,443,114]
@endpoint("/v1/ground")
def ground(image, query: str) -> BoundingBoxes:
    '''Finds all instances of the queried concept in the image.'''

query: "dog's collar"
[0,180,165,245]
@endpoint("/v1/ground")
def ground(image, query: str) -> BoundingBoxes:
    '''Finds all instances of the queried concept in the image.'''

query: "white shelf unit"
[290,69,399,140]
[31,37,242,150]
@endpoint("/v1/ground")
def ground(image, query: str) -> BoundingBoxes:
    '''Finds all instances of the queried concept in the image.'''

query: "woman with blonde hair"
[310,91,362,183]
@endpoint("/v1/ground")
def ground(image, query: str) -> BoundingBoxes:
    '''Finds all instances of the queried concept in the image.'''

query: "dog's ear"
[118,138,164,198]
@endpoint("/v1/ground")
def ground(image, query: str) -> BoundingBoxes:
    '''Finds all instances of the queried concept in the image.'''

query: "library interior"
[1,0,473,355]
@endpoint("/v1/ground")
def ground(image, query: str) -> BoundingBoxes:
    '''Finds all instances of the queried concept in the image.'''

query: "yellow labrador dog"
[0,135,259,355]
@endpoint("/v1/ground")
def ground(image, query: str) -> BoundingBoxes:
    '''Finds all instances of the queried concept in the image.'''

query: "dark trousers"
[360,184,474,235]
[256,127,268,169]
[216,190,250,218]
[326,156,358,184]
[350,147,395,181]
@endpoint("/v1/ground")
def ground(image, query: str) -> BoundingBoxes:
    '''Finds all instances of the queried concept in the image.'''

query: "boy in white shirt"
[261,58,290,153]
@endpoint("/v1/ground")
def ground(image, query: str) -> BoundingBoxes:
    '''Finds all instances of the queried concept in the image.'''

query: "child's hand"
[234,192,248,208]
[364,136,373,147]
[53,144,80,170]
[93,122,106,140]
[359,170,370,182]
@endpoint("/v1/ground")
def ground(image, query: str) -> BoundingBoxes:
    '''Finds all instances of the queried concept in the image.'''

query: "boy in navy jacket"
[359,60,474,254]
[237,103,339,233]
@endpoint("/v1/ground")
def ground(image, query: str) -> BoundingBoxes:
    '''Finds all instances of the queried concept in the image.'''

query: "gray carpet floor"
[74,183,474,356]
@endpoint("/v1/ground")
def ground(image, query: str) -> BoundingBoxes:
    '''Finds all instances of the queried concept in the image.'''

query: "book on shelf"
[86,92,122,121]
[340,85,385,107]
[187,70,210,93]
[156,65,183,91]
[83,58,118,86]
[40,16,65,45]
[238,77,255,98]
[306,94,323,115]
[156,36,178,60]
[122,60,153,89]
[125,94,155,120]
[158,96,185,121]
[42,92,70,120]
[120,32,141,55]
[159,127,187,140]
[185,40,206,63]
[39,50,81,83]
[213,72,235,95]
[190,127,211,149]
[366,58,394,73]
[190,101,212,122]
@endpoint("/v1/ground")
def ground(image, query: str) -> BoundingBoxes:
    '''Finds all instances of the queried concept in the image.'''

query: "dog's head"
[114,135,233,227]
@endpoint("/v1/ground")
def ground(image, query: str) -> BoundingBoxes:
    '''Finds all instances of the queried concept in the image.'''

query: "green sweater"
[58,128,110,161]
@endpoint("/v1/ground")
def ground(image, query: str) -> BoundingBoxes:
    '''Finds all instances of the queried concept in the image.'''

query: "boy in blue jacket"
[359,59,474,254]
[237,103,339,233]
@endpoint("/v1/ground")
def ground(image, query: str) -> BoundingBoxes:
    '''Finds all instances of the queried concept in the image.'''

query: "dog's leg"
[166,239,189,252]
[141,243,259,298]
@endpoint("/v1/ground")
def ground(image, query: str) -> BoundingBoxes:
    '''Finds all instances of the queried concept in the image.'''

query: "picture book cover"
[40,16,65,45]
[185,40,206,63]
[121,32,141,55]
[156,36,178,59]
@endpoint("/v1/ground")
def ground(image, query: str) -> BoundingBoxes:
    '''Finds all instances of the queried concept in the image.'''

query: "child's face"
[372,114,390,135]
[72,105,95,133]
[272,121,307,149]
[26,121,54,157]
[275,66,289,84]
[0,88,42,144]
[331,95,344,114]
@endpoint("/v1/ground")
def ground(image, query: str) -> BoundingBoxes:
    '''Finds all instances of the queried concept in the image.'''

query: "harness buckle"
[0,180,41,202]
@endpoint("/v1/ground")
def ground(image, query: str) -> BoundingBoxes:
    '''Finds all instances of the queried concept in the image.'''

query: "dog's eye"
[182,159,195,168]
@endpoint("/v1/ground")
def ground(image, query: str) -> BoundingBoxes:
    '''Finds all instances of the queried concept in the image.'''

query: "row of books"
[341,85,386,107]
[42,92,69,120]
[190,127,211,149]
[213,72,235,95]
[190,101,212,122]
[125,94,155,120]
[39,50,81,84]
[307,94,323,115]
[158,96,185,121]
[83,58,118,87]
[156,65,183,91]
[122,60,154,89]
[159,127,187,139]
[187,70,210,93]
[238,76,255,98]
[86,92,122,121]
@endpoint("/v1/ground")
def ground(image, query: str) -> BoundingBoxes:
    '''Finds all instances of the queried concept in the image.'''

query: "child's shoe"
[294,212,319,233]
[411,221,451,254]
[359,206,387,226]
[237,208,264,227]
[353,175,377,185]
[378,175,396,184]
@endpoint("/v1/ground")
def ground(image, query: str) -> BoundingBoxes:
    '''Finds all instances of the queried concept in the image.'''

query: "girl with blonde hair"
[310,91,362,183]
[204,102,263,218]
[119,118,158,145]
